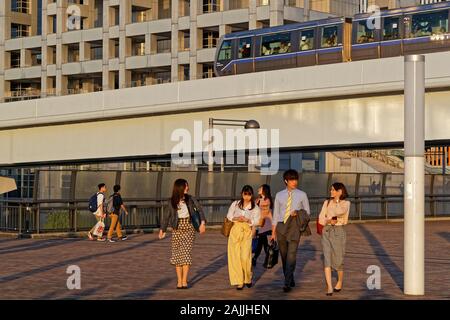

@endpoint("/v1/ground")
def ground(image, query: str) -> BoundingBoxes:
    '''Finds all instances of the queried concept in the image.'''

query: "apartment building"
[1,0,446,103]
[0,0,364,103]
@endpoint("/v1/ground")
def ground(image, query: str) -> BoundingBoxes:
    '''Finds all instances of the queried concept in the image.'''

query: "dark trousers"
[276,222,300,287]
[253,231,272,261]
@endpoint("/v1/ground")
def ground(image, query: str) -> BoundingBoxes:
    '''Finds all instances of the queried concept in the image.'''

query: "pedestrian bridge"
[1,51,450,166]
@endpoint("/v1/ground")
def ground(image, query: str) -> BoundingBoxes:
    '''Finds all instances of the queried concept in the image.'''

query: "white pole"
[404,55,425,296]
[208,118,213,172]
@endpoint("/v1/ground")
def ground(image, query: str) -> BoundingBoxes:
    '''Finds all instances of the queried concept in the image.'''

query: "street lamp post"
[208,118,260,172]
[404,55,425,296]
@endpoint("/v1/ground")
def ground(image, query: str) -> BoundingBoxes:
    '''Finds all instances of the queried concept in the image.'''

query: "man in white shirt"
[271,169,310,293]
[88,183,107,241]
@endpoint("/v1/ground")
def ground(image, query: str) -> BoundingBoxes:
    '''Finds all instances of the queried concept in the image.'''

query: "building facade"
[1,0,352,103]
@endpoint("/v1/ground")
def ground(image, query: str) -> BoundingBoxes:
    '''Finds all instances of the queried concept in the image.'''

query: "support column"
[171,0,179,83]
[119,0,131,89]
[0,0,8,102]
[249,0,262,30]
[102,0,111,90]
[404,54,425,296]
[270,0,284,27]
[189,1,200,80]
[40,1,49,97]
[56,0,68,95]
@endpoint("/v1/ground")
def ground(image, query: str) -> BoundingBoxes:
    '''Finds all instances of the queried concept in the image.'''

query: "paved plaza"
[0,221,449,300]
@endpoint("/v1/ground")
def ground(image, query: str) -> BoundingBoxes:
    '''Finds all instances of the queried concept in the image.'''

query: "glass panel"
[160,172,198,198]
[300,29,315,51]
[269,171,287,195]
[238,37,252,59]
[355,20,375,43]
[235,173,268,198]
[119,172,159,199]
[199,172,234,197]
[38,171,72,200]
[383,16,401,41]
[411,10,448,38]
[321,25,338,48]
[74,171,117,200]
[218,40,232,61]
[299,173,329,197]
[358,174,383,196]
[330,173,357,196]
[261,32,291,56]
[385,174,404,196]
[432,175,450,195]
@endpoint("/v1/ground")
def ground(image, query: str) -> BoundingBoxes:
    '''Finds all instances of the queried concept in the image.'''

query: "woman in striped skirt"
[159,179,206,289]
[318,182,350,296]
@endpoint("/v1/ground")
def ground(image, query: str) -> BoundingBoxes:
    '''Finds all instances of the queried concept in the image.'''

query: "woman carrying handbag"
[226,185,261,290]
[159,179,206,289]
[318,182,350,297]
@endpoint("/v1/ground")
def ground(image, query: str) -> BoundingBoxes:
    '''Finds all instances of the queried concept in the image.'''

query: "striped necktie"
[283,191,292,224]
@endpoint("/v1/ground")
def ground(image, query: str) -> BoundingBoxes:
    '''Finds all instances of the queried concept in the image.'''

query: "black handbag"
[264,240,279,269]
[191,207,201,232]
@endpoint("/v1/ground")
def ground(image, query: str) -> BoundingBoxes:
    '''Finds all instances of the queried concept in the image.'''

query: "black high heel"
[333,288,342,293]
[326,292,333,296]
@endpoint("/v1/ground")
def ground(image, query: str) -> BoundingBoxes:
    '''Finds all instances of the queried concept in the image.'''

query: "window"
[218,40,232,61]
[11,24,30,38]
[261,32,291,55]
[238,38,252,59]
[355,20,375,43]
[203,30,219,48]
[321,25,339,48]
[300,29,315,51]
[411,10,448,38]
[383,16,401,41]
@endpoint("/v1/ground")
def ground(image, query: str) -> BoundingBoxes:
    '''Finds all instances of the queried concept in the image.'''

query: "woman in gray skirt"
[159,179,206,289]
[318,182,350,296]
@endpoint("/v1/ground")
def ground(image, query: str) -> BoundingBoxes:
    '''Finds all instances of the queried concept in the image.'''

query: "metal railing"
[1,170,449,234]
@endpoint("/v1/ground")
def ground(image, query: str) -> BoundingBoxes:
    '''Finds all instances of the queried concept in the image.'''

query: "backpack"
[88,193,99,213]
[105,195,115,214]
[88,192,104,213]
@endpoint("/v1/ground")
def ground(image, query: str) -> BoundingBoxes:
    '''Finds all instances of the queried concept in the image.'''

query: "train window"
[321,25,338,48]
[261,32,291,56]
[238,37,252,59]
[383,17,401,41]
[218,40,232,61]
[410,10,448,38]
[356,20,375,43]
[300,29,314,51]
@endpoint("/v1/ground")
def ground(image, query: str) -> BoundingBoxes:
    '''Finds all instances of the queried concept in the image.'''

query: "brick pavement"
[0,221,449,300]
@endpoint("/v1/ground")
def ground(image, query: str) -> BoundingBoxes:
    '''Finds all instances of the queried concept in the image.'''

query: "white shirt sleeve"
[97,193,104,208]
[302,192,311,215]
[227,201,238,222]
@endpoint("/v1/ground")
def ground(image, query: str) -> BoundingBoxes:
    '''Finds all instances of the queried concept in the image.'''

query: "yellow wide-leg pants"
[227,222,253,286]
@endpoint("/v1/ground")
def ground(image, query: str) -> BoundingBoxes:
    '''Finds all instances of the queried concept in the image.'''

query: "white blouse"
[318,199,350,226]
[177,201,189,219]
[226,200,261,227]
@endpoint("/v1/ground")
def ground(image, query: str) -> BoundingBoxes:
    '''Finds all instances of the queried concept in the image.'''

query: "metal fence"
[1,170,449,234]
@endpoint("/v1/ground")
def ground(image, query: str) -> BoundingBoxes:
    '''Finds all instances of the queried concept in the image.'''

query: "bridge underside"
[1,52,450,166]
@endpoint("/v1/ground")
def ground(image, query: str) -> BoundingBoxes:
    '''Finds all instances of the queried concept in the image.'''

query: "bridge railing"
[1,170,449,234]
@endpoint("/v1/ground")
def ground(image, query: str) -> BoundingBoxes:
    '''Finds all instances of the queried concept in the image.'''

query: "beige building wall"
[1,0,431,103]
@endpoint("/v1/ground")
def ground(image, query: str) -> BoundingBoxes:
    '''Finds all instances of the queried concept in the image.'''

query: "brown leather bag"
[221,217,234,237]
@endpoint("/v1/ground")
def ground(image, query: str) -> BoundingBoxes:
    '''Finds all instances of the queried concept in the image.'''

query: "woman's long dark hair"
[171,179,188,210]
[328,182,349,205]
[238,185,255,210]
[259,184,273,210]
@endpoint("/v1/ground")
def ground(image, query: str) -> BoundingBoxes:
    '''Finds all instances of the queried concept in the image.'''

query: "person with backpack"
[88,183,107,241]
[106,184,129,243]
